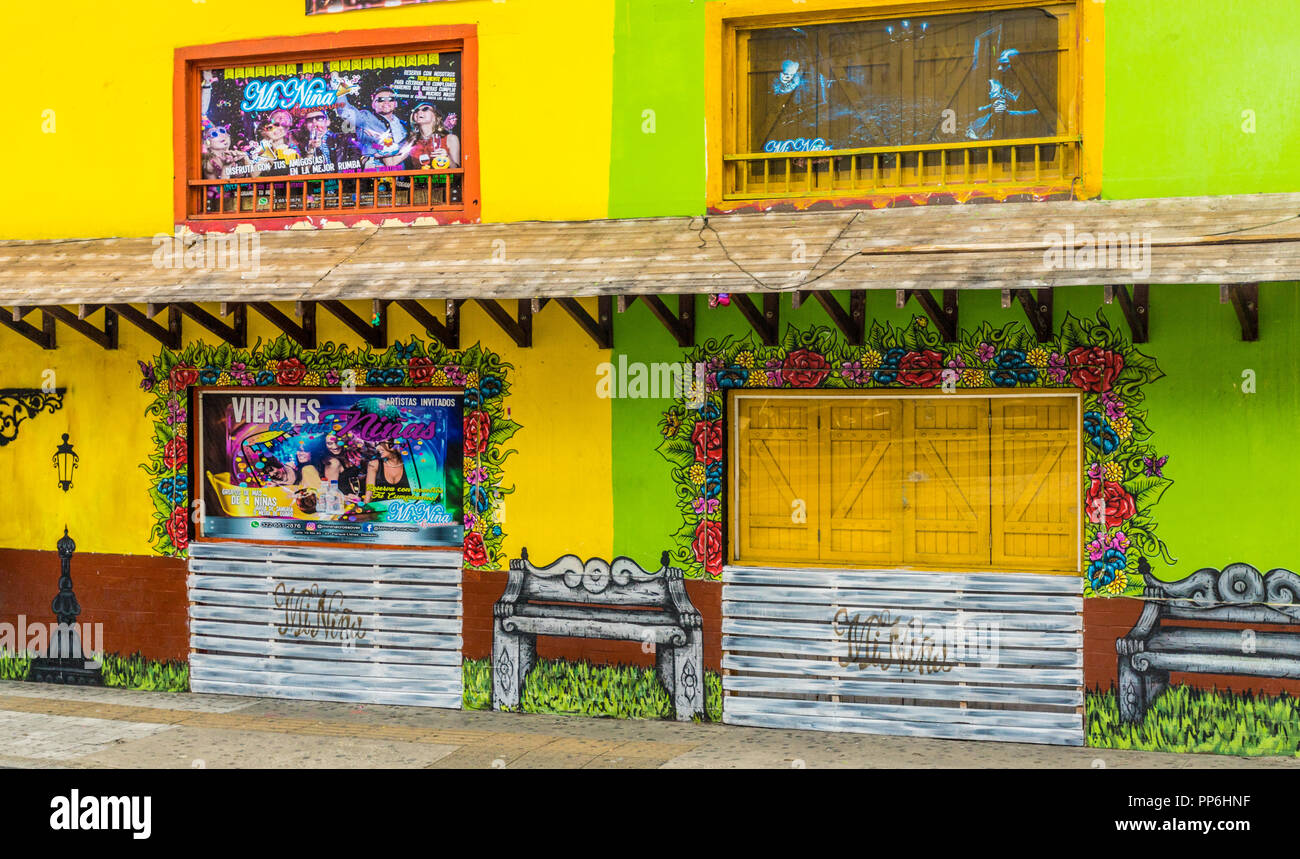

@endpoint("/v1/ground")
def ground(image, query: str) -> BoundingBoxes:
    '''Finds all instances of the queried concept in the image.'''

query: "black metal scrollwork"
[0,388,67,446]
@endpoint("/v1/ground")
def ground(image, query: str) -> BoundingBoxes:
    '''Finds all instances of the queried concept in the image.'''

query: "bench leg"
[1117,654,1145,723]
[491,620,535,712]
[657,629,705,722]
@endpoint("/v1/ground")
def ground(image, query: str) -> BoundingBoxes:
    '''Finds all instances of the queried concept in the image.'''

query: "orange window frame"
[174,25,480,230]
[706,0,1103,212]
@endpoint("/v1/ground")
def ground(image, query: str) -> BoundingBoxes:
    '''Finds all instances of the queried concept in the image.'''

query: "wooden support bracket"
[250,301,317,350]
[395,299,461,350]
[555,296,613,349]
[1111,285,1149,344]
[176,302,247,347]
[475,298,532,348]
[111,304,181,349]
[901,289,959,342]
[321,300,386,349]
[796,290,865,346]
[1225,284,1259,342]
[617,295,695,347]
[731,292,780,346]
[44,305,118,350]
[1014,288,1055,343]
[0,308,56,349]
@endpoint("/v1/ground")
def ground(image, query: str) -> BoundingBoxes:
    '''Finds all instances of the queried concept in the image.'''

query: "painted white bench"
[491,549,705,721]
[1117,559,1300,722]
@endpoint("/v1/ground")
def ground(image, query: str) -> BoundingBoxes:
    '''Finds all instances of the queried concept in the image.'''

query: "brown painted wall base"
[0,548,189,663]
[1084,595,1300,698]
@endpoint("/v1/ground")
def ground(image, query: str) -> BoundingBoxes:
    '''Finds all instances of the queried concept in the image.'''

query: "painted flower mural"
[656,312,1172,597]
[140,335,520,570]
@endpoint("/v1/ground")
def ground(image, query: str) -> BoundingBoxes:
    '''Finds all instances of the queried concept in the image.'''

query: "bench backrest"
[1147,560,1300,625]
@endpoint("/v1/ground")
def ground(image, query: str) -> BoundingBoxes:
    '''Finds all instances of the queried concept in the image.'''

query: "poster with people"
[306,0,447,14]
[200,53,462,181]
[196,389,464,547]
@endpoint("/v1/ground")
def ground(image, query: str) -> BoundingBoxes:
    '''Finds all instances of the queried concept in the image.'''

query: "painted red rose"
[1066,347,1124,393]
[463,530,489,567]
[464,411,492,457]
[408,356,436,385]
[275,357,307,386]
[165,506,189,552]
[785,349,830,388]
[897,350,945,387]
[1084,479,1137,526]
[690,420,723,463]
[169,364,199,391]
[163,437,188,470]
[692,519,723,578]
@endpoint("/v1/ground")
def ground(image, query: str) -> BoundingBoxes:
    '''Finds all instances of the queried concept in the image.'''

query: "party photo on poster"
[306,0,448,14]
[195,388,464,547]
[200,52,462,180]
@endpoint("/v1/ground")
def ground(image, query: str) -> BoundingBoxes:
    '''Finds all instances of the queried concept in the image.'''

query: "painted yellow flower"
[1102,461,1124,483]
[466,370,481,387]
[688,463,706,485]
[862,350,883,369]
[303,372,322,386]
[1026,347,1050,368]
[961,368,987,387]
[155,379,171,398]
[1101,571,1129,597]
[1112,415,1133,440]
[431,370,450,386]
[216,372,233,386]
[747,370,770,387]
[735,351,755,368]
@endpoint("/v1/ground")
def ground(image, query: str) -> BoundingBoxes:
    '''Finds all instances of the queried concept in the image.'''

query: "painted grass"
[0,650,188,692]
[0,651,31,681]
[1087,685,1300,757]
[464,657,724,722]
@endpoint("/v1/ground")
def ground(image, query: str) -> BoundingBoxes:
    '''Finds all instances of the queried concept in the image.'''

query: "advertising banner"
[195,388,464,547]
[200,52,462,180]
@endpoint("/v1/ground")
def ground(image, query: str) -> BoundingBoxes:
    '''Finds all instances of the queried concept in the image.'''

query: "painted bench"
[1117,559,1300,723]
[491,549,705,721]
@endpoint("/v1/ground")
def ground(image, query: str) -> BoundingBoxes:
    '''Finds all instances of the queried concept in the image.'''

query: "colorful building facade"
[2,0,1300,753]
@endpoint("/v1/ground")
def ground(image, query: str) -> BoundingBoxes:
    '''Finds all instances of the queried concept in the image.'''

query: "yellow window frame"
[729,388,1083,575]
[706,0,1103,209]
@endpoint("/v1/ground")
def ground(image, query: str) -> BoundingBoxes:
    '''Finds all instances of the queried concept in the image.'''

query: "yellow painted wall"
[0,0,614,240]
[0,301,614,566]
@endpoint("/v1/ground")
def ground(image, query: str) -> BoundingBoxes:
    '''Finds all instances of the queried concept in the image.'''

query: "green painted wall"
[611,284,1300,582]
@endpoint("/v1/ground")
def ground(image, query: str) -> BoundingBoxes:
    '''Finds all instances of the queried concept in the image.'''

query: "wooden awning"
[1,192,1294,348]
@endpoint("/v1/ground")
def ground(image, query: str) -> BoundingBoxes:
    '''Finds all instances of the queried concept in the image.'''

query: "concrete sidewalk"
[0,680,1295,769]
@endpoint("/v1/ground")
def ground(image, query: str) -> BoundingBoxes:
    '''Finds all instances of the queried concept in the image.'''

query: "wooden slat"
[191,653,459,682]
[188,559,461,584]
[725,695,1080,731]
[189,576,460,602]
[189,604,462,635]
[723,675,1082,708]
[723,565,1082,594]
[191,619,461,650]
[188,586,462,617]
[722,653,1081,687]
[722,634,1081,666]
[722,584,1078,613]
[189,541,461,569]
[191,634,462,666]
[189,679,461,709]
[721,617,1081,649]
[721,599,1082,631]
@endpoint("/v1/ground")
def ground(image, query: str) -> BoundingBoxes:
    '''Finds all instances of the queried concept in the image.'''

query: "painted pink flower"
[1101,391,1127,421]
[764,359,784,387]
[466,466,488,485]
[977,342,996,362]
[692,497,720,515]
[946,355,967,371]
[1047,352,1069,383]
[840,361,869,385]
[167,398,187,426]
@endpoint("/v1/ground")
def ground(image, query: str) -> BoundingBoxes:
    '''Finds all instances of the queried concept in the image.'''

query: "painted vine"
[139,335,520,570]
[656,311,1172,597]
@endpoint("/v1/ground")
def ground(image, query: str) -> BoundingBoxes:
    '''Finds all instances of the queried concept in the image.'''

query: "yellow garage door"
[734,393,1078,573]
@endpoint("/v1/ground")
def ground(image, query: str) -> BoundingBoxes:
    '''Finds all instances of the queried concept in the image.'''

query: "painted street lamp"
[30,527,102,685]
[52,433,78,492]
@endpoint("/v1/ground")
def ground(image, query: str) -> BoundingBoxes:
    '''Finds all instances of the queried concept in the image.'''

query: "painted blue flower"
[1083,410,1121,454]
[158,475,189,502]
[255,370,276,386]
[705,461,724,499]
[871,348,906,385]
[696,399,722,421]
[478,376,504,399]
[989,349,1038,387]
[468,484,490,512]
[492,525,503,537]
[464,388,483,411]
[717,368,749,389]
[1088,548,1127,589]
[366,368,405,386]
[199,366,221,385]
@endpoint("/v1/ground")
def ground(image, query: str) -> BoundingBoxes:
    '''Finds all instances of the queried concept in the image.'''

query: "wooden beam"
[904,289,959,342]
[250,301,317,350]
[639,295,695,347]
[1227,284,1259,342]
[395,299,460,350]
[475,298,532,348]
[320,300,386,349]
[555,297,613,349]
[1014,288,1055,343]
[797,290,865,346]
[177,302,247,347]
[0,309,55,349]
[112,304,181,349]
[43,305,119,350]
[1112,285,1149,344]
[732,292,780,346]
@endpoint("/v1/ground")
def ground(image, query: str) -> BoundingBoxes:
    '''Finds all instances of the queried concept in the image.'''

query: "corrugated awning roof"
[2,192,1298,307]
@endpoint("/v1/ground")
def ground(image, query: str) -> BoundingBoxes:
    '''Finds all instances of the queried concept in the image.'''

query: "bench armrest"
[494,551,531,619]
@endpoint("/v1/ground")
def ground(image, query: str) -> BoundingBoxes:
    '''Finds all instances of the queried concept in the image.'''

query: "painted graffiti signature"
[273,582,367,642]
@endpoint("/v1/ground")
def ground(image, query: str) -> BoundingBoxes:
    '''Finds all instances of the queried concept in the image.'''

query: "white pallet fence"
[721,566,1084,746]
[188,542,463,709]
